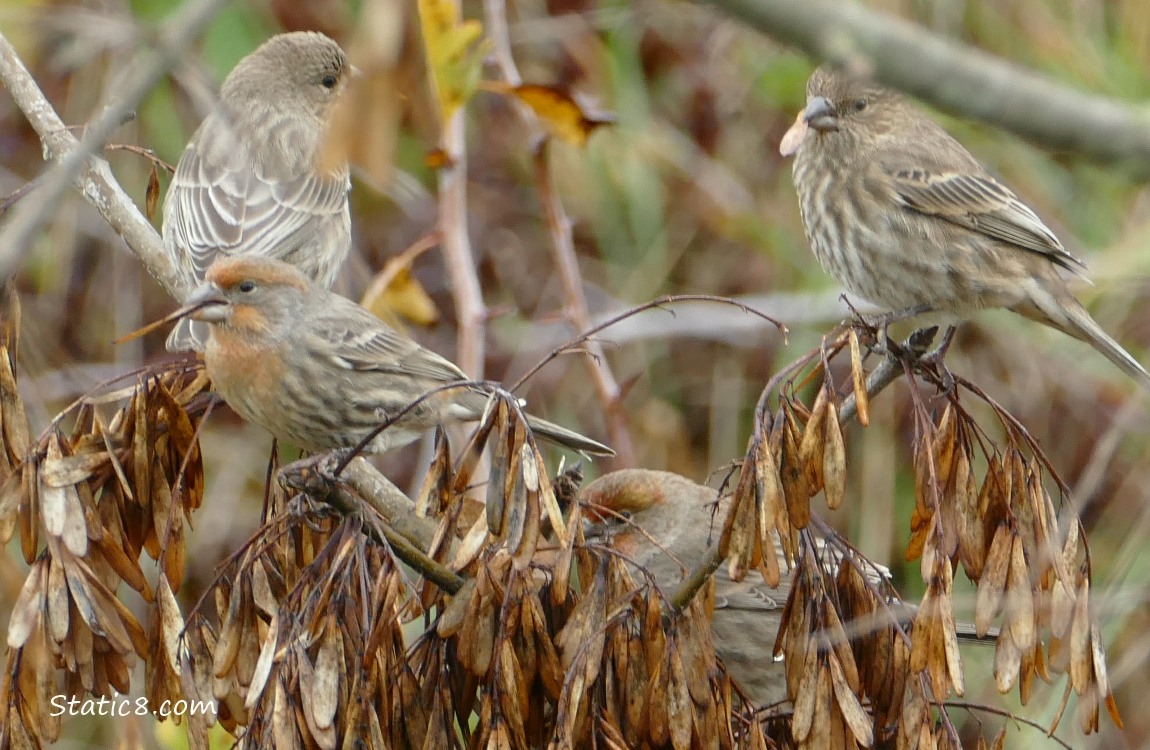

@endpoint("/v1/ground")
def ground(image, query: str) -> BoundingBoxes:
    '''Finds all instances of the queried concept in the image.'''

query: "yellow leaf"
[492,82,616,147]
[360,235,441,329]
[418,0,487,122]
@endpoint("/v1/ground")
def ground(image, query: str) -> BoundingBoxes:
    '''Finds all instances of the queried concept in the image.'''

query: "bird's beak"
[183,282,230,324]
[802,96,839,132]
[111,282,229,345]
[349,64,363,79]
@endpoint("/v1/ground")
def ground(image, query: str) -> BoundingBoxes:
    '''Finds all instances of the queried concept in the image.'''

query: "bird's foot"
[915,325,958,394]
[844,301,933,355]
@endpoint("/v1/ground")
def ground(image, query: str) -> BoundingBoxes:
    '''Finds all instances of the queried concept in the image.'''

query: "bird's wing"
[306,301,470,384]
[713,569,788,613]
[162,112,349,280]
[882,162,1086,273]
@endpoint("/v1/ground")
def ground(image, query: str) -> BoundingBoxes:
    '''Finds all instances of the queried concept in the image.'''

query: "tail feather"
[525,415,614,456]
[1014,285,1150,391]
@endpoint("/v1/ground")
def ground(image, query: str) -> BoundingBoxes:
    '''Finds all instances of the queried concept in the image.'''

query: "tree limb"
[279,455,464,594]
[0,0,230,295]
[699,0,1150,175]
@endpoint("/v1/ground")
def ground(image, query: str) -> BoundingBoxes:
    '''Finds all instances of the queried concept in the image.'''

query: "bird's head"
[580,470,719,560]
[780,66,901,156]
[221,31,355,122]
[181,257,312,341]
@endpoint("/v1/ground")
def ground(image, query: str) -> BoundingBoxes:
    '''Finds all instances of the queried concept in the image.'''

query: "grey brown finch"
[582,470,881,708]
[583,470,992,709]
[164,32,354,352]
[174,256,613,456]
[781,66,1150,388]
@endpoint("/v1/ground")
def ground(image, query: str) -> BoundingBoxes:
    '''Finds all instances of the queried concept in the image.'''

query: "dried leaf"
[361,248,440,328]
[823,399,846,510]
[7,559,45,647]
[1007,534,1035,652]
[246,614,279,710]
[791,637,820,742]
[499,83,615,146]
[297,647,336,750]
[145,165,160,220]
[847,329,869,427]
[1069,579,1091,695]
[313,622,344,730]
[976,522,1012,637]
[829,649,873,747]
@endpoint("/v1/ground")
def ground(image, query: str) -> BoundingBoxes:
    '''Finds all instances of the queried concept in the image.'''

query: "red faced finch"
[780,66,1150,388]
[164,31,354,352]
[582,469,895,708]
[174,256,613,456]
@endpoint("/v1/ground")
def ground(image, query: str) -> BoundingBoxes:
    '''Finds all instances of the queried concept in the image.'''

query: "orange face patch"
[205,257,310,292]
[226,304,272,335]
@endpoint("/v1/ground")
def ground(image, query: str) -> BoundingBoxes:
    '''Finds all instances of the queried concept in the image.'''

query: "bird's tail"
[525,415,614,456]
[165,318,209,353]
[1014,283,1150,391]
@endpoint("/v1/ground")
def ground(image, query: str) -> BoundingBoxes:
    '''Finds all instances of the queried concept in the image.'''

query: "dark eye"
[853,98,868,112]
[321,74,338,89]
[238,281,256,293]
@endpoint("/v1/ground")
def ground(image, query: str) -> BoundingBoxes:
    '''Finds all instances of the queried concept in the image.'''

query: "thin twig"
[483,0,635,465]
[434,39,485,376]
[531,140,635,465]
[512,294,786,394]
[104,144,176,173]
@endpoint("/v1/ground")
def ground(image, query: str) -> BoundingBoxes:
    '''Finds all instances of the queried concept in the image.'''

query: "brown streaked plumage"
[582,469,894,708]
[781,66,1150,388]
[583,469,994,710]
[183,257,613,457]
[163,31,354,352]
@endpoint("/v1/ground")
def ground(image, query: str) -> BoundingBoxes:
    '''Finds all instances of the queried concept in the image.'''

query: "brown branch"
[278,455,464,594]
[531,142,636,465]
[0,0,230,294]
[698,0,1150,176]
[483,0,635,465]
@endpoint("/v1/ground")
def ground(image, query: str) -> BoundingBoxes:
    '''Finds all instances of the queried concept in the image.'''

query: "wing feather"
[884,164,1085,272]
[162,110,350,281]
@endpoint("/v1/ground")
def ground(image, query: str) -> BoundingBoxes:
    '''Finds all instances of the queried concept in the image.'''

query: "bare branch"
[700,0,1150,175]
[0,0,230,295]
[482,0,635,464]
[279,454,464,594]
[435,48,486,376]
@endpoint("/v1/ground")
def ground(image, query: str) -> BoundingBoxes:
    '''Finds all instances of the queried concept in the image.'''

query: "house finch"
[163,31,354,352]
[780,66,1150,388]
[175,256,613,456]
[581,469,892,708]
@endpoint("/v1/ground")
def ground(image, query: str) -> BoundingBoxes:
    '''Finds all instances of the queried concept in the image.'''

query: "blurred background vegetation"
[3,0,1150,747]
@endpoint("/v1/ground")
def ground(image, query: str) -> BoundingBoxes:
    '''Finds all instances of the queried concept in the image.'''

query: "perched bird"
[580,470,873,707]
[163,31,354,351]
[582,469,991,709]
[780,66,1150,388]
[176,256,613,456]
